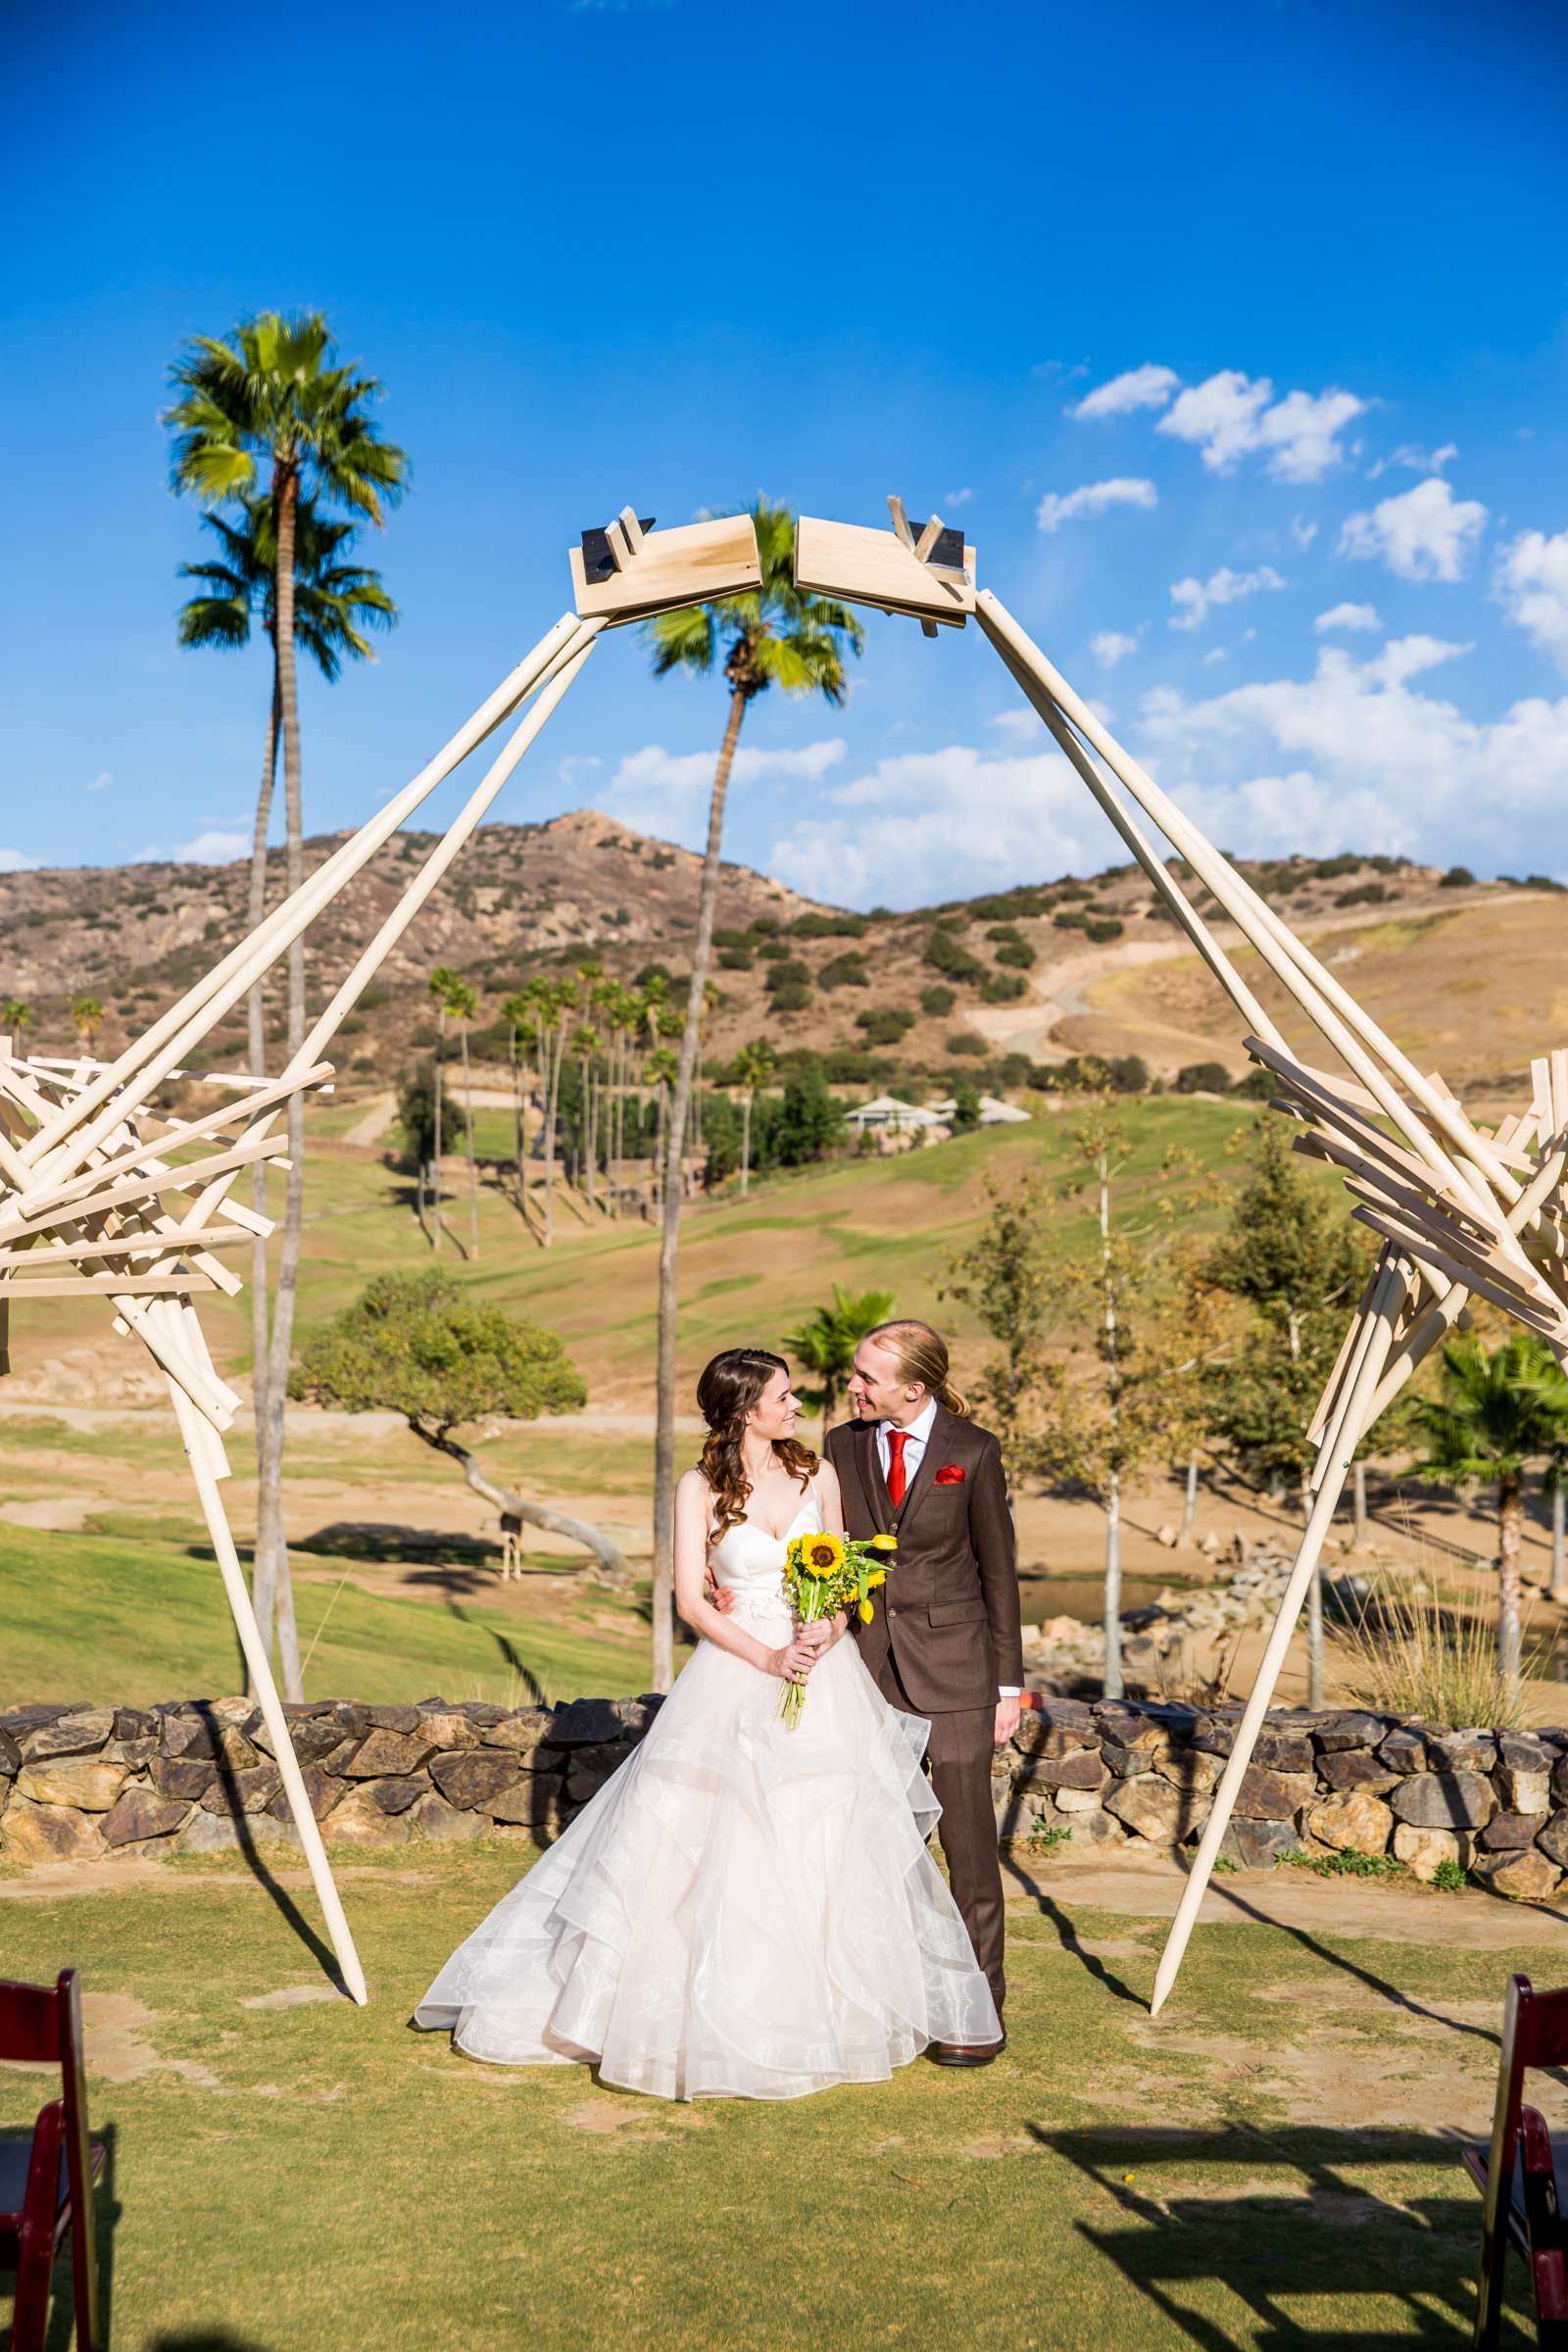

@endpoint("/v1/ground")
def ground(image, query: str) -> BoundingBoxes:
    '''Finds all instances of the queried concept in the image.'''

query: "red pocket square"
[934,1464,966,1485]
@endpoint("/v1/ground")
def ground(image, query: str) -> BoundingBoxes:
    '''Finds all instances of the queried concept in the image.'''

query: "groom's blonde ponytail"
[866,1320,969,1418]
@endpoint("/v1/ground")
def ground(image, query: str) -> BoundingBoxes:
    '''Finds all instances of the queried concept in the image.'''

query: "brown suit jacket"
[824,1408,1024,1715]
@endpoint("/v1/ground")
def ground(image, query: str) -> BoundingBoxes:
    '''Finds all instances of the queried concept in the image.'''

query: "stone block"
[429,1750,523,1811]
[1099,1742,1145,1777]
[322,1786,412,1844]
[1312,1710,1390,1753]
[1052,1785,1106,1814]
[23,1708,115,1762]
[481,1709,557,1755]
[1234,1767,1316,1821]
[17,1759,130,1812]
[1497,1769,1551,1815]
[174,1809,297,1857]
[1219,1818,1298,1870]
[406,1790,486,1841]
[1318,1748,1398,1795]
[266,1766,345,1825]
[1017,1748,1104,1792]
[1304,1791,1394,1858]
[148,1755,217,1803]
[0,1795,104,1863]
[1378,1728,1429,1775]
[366,1704,422,1734]
[200,1764,281,1817]
[1059,1804,1125,1845]
[540,1699,621,1748]
[1393,1823,1469,1881]
[251,1714,348,1767]
[1428,1729,1497,1775]
[485,1782,547,1827]
[368,1776,428,1816]
[1390,1772,1495,1831]
[1154,1749,1224,1794]
[101,1788,189,1846]
[159,1714,218,1762]
[112,1708,159,1745]
[566,1761,619,1804]
[1533,1809,1568,1869]
[1498,1732,1554,1775]
[412,1710,480,1751]
[1479,1811,1538,1852]
[0,1729,21,1778]
[336,1729,436,1779]
[1472,1848,1563,1902]
[216,1726,261,1774]
[1012,1711,1100,1759]
[1103,1774,1206,1844]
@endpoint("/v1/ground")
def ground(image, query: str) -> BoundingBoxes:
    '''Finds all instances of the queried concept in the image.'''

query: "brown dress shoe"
[929,2030,1006,2067]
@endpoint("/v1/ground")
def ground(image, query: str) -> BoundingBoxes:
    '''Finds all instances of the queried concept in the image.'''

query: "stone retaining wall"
[3,1692,1566,1898]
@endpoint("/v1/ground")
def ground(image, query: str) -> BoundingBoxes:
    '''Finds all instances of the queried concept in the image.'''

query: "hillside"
[2,815,1561,1100]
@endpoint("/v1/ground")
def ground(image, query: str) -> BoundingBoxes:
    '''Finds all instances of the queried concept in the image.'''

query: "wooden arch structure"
[3,497,1564,2012]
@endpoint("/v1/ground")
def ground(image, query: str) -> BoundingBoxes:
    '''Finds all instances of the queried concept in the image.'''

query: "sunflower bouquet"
[777,1529,898,1727]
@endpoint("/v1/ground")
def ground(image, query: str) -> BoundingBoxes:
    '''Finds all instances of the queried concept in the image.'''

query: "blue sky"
[3,0,1566,907]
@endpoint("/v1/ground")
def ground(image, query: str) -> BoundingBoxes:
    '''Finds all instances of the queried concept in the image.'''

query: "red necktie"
[887,1430,909,1509]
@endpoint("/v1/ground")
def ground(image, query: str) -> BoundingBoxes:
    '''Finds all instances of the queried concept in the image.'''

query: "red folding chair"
[1465,1971,1568,2349]
[0,1969,104,2351]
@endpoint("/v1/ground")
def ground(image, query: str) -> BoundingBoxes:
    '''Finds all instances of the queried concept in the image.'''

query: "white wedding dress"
[414,1477,1001,2099]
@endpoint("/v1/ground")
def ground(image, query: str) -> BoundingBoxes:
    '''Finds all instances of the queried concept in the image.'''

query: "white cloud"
[1200,648,1229,668]
[1156,369,1365,481]
[1134,634,1568,865]
[1091,630,1141,670]
[1290,517,1319,551]
[1368,441,1458,480]
[0,848,38,873]
[603,739,847,844]
[172,829,249,864]
[1168,564,1287,631]
[1070,364,1180,420]
[1036,478,1157,533]
[988,708,1041,742]
[768,744,1112,908]
[557,753,604,789]
[1314,602,1384,634]
[1338,476,1488,583]
[1497,528,1568,673]
[944,487,974,508]
[85,769,113,793]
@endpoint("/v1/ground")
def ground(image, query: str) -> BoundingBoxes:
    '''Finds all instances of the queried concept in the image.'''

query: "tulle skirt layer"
[413,1633,1001,2100]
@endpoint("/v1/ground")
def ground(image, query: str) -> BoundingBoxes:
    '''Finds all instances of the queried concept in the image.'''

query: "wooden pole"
[168,1376,367,2004]
[1150,1256,1408,2015]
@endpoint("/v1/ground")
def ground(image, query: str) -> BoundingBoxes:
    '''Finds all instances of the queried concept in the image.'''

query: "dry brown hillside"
[1,820,1560,1097]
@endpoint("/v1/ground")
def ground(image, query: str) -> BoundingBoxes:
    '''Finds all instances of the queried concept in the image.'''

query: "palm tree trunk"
[463,1026,478,1259]
[1352,1458,1368,1545]
[255,463,306,1702]
[431,1007,445,1250]
[1499,1475,1524,1689]
[650,683,748,1690]
[510,1022,525,1214]
[544,1013,568,1242]
[1102,1472,1123,1701]
[244,659,280,1696]
[1304,1481,1324,1708]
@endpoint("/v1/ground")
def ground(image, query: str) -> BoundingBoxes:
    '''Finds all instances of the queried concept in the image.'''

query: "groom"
[822,1318,1022,2064]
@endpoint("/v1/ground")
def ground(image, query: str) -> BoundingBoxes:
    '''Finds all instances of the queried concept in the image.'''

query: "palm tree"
[166,311,407,1700]
[446,974,480,1260]
[640,501,863,1688]
[782,1285,896,1440]
[1411,1332,1568,1690]
[732,1040,775,1197]
[71,997,105,1054]
[573,1026,603,1210]
[500,991,532,1219]
[2,998,32,1040]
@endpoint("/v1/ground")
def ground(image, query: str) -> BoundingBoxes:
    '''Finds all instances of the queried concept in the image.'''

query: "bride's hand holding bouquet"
[777,1529,897,1726]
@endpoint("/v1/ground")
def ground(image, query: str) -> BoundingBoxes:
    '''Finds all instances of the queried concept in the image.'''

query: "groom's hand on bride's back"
[705,1569,738,1614]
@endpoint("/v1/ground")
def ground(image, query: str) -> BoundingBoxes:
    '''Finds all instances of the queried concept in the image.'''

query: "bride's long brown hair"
[697,1348,818,1543]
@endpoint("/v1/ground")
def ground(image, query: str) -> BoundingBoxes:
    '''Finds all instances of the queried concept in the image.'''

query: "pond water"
[1017,1571,1190,1626]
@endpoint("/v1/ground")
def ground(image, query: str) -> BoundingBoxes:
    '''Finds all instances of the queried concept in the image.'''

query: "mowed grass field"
[0,1841,1553,2351]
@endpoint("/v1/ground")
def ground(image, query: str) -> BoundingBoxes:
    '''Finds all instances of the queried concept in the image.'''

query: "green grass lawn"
[0,1845,1547,2351]
[0,1523,652,1709]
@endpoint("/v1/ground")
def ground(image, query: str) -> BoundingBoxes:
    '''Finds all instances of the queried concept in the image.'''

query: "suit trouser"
[876,1651,1005,2017]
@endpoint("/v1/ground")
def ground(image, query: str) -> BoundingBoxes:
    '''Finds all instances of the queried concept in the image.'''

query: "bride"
[413,1346,1001,2099]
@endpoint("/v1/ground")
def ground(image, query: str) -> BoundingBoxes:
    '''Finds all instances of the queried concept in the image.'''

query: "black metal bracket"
[907,520,965,570]
[578,517,656,584]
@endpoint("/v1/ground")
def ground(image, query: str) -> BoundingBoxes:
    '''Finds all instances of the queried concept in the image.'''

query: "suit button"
[888,1606,900,1618]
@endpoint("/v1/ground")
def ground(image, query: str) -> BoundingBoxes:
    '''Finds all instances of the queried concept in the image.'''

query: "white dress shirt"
[876,1398,1019,1702]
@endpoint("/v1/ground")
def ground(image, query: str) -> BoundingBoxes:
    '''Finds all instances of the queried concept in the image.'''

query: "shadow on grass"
[1004,1854,1144,2006]
[297,1522,502,1571]
[193,1704,346,1997]
[440,1600,545,1705]
[1032,2124,1529,2348]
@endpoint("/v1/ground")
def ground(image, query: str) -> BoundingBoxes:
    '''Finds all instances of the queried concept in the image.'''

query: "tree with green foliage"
[781,1285,896,1438]
[288,1272,627,1578]
[1201,1116,1369,1701]
[71,996,104,1052]
[942,1168,1060,1471]
[732,1039,776,1197]
[397,1061,439,1231]
[639,503,863,1688]
[950,1079,984,1133]
[167,310,407,1699]
[2,998,32,1038]
[426,966,461,1251]
[1409,1332,1568,1690]
[775,1060,847,1167]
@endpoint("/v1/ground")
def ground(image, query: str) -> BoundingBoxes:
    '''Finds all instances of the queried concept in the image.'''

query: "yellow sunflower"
[802,1534,846,1575]
[866,1568,887,1589]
